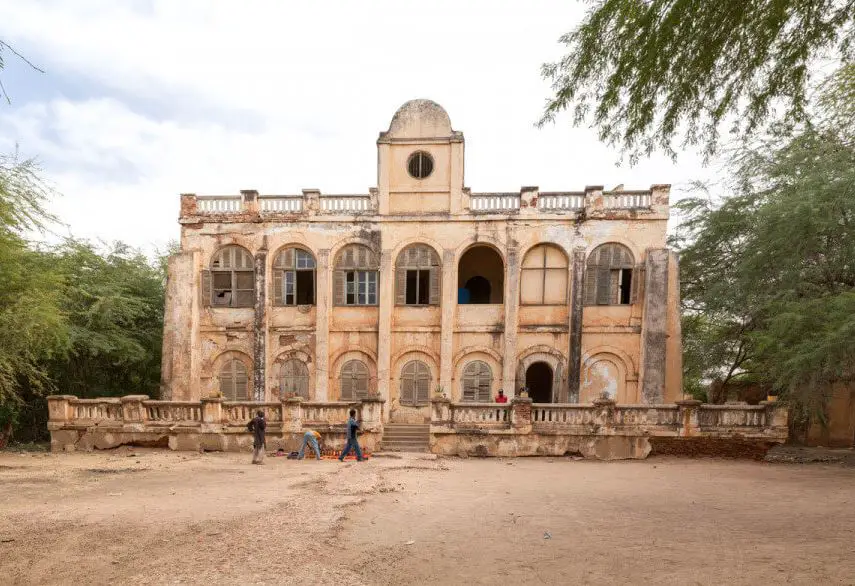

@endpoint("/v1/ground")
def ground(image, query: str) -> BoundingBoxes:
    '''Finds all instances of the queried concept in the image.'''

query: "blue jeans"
[339,437,363,461]
[298,433,321,460]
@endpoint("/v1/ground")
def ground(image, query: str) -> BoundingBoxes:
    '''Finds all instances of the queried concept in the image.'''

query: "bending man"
[298,429,323,460]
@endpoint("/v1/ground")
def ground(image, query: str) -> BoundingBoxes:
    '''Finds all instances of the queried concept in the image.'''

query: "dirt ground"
[1,450,854,585]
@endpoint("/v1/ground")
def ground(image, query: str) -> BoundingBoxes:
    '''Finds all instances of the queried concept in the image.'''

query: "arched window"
[204,245,255,307]
[457,245,504,304]
[273,247,316,305]
[584,243,636,305]
[400,360,431,406]
[462,361,492,402]
[280,359,309,399]
[219,359,249,400]
[340,359,369,399]
[520,244,568,305]
[334,245,379,306]
[395,245,441,306]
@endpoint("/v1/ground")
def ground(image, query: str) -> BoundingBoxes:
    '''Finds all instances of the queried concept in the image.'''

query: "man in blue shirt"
[338,408,365,462]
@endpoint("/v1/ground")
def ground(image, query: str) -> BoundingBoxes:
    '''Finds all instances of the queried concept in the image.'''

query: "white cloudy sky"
[0,0,717,252]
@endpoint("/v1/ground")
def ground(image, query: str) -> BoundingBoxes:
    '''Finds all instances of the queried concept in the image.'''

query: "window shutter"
[429,267,440,305]
[417,374,430,405]
[582,267,597,305]
[463,379,475,402]
[596,268,611,305]
[631,264,645,304]
[333,270,344,306]
[343,247,354,268]
[395,267,407,305]
[273,269,284,306]
[201,270,212,307]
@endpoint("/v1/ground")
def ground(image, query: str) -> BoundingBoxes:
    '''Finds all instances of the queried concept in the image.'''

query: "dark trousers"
[339,437,363,461]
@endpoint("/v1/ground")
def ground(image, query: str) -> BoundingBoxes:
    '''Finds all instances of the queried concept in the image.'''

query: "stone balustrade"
[47,395,385,453]
[180,184,665,221]
[430,397,789,459]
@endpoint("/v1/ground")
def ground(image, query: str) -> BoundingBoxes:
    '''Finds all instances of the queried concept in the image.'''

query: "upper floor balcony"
[179,184,671,223]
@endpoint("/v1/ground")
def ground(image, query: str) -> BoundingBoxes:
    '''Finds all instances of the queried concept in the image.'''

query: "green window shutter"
[201,269,212,307]
[429,267,441,305]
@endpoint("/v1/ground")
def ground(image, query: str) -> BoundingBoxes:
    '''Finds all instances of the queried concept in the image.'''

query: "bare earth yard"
[1,449,854,585]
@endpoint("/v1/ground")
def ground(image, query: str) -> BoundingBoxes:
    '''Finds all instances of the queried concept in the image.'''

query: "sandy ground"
[1,450,854,586]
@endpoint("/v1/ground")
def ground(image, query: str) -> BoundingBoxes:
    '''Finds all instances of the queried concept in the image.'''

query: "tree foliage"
[541,0,855,161]
[672,68,855,409]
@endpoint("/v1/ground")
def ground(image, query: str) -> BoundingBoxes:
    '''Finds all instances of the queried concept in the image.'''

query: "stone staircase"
[380,423,431,453]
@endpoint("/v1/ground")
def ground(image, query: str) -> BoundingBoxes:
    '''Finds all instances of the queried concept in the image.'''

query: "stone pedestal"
[47,395,76,430]
[511,397,532,433]
[121,395,150,431]
[360,396,385,433]
[761,400,788,438]
[676,399,702,437]
[431,396,452,426]
[592,398,616,430]
[283,397,305,434]
[201,397,224,432]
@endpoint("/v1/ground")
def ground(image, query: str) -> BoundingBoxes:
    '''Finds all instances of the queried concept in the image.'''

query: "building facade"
[160,99,683,423]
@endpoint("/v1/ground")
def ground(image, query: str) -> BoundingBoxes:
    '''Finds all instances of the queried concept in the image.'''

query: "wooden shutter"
[429,267,440,305]
[273,269,284,306]
[201,270,212,307]
[395,267,407,305]
[416,369,430,405]
[596,268,611,305]
[333,270,344,306]
[582,267,596,305]
[631,264,645,305]
[282,248,295,269]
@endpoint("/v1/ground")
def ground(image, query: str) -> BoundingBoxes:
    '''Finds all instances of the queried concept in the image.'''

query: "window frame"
[279,358,309,399]
[400,360,432,407]
[584,243,636,306]
[219,359,250,400]
[334,245,380,307]
[340,359,370,400]
[520,244,569,306]
[273,247,316,306]
[406,150,434,180]
[395,244,441,306]
[209,246,255,308]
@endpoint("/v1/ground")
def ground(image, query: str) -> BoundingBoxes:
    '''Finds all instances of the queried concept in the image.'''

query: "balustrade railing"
[302,401,358,425]
[197,196,242,213]
[469,194,521,212]
[603,193,652,209]
[614,405,680,427]
[698,405,767,428]
[319,196,372,213]
[259,196,303,213]
[531,404,595,426]
[72,399,123,422]
[538,193,585,211]
[144,401,202,423]
[223,402,282,424]
[450,403,511,426]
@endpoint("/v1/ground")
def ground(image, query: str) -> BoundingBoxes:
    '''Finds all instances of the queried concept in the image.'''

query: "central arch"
[458,245,504,304]
[525,362,554,403]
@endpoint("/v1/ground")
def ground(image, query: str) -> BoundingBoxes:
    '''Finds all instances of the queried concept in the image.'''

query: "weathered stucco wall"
[162,99,683,421]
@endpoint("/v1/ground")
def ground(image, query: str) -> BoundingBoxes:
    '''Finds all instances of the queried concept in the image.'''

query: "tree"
[0,40,43,103]
[540,0,855,161]
[672,67,855,415]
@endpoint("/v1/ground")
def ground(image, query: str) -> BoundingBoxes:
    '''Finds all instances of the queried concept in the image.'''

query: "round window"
[407,151,434,179]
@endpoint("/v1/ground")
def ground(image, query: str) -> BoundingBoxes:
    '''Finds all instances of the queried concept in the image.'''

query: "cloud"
[0,0,717,250]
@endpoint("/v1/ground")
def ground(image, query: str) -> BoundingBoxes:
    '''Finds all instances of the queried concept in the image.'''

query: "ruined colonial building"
[159,99,683,423]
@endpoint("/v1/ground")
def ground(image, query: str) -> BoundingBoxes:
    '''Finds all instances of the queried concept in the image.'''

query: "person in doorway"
[247,410,266,464]
[495,390,508,404]
[338,409,365,462]
[298,429,323,461]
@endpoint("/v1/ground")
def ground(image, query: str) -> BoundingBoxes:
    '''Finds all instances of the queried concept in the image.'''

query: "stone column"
[376,249,394,405]
[120,395,149,431]
[639,249,669,403]
[161,252,196,400]
[568,248,586,403]
[314,250,331,401]
[502,246,520,397]
[253,249,268,401]
[676,399,702,437]
[511,397,532,434]
[439,250,456,395]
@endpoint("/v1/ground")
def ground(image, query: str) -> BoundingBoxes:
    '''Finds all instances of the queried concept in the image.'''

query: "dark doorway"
[464,276,491,304]
[526,362,553,403]
[457,245,504,304]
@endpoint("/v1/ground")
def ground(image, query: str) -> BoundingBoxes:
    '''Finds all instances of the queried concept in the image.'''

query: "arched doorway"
[458,245,504,304]
[526,362,553,403]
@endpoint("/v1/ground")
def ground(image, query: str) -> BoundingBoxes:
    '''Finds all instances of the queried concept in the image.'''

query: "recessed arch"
[520,243,569,305]
[273,349,314,400]
[211,350,253,401]
[395,244,442,306]
[458,244,504,304]
[585,242,636,306]
[206,245,255,308]
[516,345,566,403]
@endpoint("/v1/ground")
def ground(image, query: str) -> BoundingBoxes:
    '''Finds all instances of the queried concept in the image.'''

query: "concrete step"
[383,430,430,438]
[380,444,430,452]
